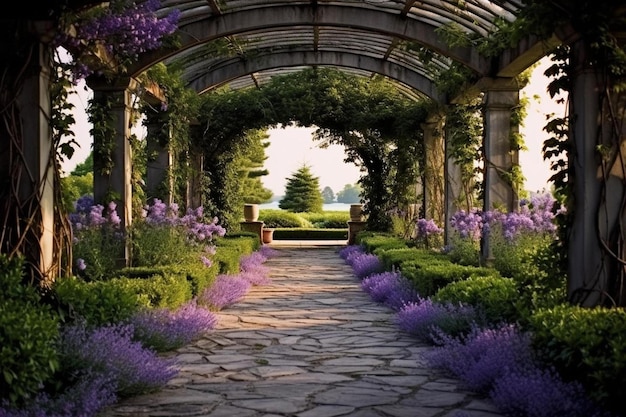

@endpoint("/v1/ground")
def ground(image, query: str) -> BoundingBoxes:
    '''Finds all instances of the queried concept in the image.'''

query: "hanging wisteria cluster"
[56,0,180,80]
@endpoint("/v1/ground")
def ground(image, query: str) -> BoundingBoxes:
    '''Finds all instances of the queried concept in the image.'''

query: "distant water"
[259,202,353,211]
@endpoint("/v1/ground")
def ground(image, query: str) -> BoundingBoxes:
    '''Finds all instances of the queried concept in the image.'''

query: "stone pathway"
[98,245,505,417]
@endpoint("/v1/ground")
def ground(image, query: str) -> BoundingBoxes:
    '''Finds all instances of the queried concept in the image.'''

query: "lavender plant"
[69,195,125,281]
[395,298,480,343]
[360,271,419,311]
[198,274,252,310]
[414,218,444,249]
[130,300,218,352]
[0,374,117,417]
[349,252,384,279]
[424,324,537,393]
[59,321,178,398]
[132,199,226,267]
[490,367,608,417]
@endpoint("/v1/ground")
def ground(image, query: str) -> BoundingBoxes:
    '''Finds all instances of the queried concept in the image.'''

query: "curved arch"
[185,50,445,102]
[131,4,489,76]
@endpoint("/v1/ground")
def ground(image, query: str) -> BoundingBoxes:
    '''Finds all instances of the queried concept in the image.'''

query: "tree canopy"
[279,164,324,213]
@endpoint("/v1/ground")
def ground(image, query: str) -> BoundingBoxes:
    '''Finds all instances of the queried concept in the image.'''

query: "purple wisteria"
[57,0,180,81]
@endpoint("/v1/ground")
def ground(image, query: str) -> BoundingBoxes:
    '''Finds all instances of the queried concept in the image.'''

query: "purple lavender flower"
[199,274,252,310]
[395,299,479,343]
[60,321,178,397]
[490,367,606,417]
[339,245,365,261]
[361,271,404,303]
[76,258,87,271]
[350,253,384,279]
[131,300,218,351]
[424,324,536,393]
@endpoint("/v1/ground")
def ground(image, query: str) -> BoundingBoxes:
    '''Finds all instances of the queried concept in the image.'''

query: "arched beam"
[185,50,445,102]
[131,4,489,76]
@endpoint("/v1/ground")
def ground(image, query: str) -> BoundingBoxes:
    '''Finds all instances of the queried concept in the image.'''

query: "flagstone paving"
[98,244,505,417]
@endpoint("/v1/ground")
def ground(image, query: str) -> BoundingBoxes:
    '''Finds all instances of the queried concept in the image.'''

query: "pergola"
[4,0,625,307]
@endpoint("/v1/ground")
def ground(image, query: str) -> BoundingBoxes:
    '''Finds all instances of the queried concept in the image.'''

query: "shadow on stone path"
[98,246,505,417]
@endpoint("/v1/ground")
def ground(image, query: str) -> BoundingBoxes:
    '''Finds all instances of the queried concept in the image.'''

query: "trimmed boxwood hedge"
[273,228,348,240]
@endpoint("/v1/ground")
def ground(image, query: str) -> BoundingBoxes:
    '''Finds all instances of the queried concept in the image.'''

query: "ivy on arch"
[195,67,431,231]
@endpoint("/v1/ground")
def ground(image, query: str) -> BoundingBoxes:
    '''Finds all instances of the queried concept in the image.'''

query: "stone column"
[88,77,136,266]
[567,40,626,307]
[480,78,521,264]
[13,24,56,283]
[421,114,446,227]
[145,113,173,205]
[444,114,464,245]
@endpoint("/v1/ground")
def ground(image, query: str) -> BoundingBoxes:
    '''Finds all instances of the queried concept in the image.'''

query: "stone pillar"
[421,114,446,227]
[186,147,204,209]
[145,113,173,205]
[567,40,626,307]
[444,115,464,245]
[13,26,55,283]
[88,77,136,266]
[480,78,521,264]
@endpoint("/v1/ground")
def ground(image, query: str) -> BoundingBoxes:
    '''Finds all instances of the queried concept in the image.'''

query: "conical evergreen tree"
[279,164,324,212]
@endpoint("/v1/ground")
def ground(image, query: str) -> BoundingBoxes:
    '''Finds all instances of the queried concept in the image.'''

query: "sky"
[62,57,563,197]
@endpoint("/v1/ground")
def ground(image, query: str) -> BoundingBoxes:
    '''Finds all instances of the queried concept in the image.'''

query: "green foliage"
[401,260,499,298]
[300,211,350,228]
[374,247,448,270]
[433,275,518,324]
[71,152,94,176]
[130,223,198,267]
[116,274,192,310]
[529,305,626,414]
[53,277,141,327]
[273,228,348,240]
[446,235,481,266]
[72,226,125,281]
[237,129,273,204]
[258,209,314,228]
[356,232,409,253]
[0,255,60,407]
[61,173,93,213]
[213,235,257,273]
[321,186,335,203]
[279,164,324,213]
[336,183,362,203]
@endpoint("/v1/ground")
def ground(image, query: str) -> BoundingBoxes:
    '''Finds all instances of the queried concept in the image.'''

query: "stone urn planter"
[243,204,259,222]
[349,204,365,222]
[262,228,274,244]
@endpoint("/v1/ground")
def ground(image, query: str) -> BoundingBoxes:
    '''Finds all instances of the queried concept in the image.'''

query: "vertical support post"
[480,78,520,264]
[13,28,55,283]
[444,113,464,245]
[145,113,173,205]
[566,40,626,306]
[421,114,446,227]
[88,77,135,267]
[186,147,204,209]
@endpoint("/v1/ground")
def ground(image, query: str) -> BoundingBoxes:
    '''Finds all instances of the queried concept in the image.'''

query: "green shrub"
[54,277,141,326]
[258,209,313,228]
[433,275,517,324]
[213,236,256,273]
[300,211,350,228]
[117,273,192,309]
[72,226,125,281]
[0,255,60,406]
[529,304,626,414]
[118,262,219,297]
[446,235,481,266]
[356,233,408,253]
[273,228,348,240]
[401,261,499,297]
[375,247,448,270]
[131,223,198,267]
